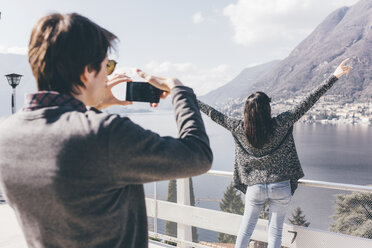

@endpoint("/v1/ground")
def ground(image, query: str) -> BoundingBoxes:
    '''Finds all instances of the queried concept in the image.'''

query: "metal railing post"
[12,88,16,114]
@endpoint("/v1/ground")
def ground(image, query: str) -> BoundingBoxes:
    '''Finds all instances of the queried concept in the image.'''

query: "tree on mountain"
[288,207,310,227]
[218,182,244,243]
[165,179,198,242]
[330,191,372,239]
[165,180,177,238]
[189,178,198,242]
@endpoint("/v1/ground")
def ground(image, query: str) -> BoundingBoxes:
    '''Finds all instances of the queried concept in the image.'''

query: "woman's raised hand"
[333,58,351,79]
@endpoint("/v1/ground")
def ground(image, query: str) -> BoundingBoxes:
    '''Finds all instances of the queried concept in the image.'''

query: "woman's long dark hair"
[243,92,273,148]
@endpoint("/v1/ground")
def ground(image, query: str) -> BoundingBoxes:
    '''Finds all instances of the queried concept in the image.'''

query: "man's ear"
[80,65,94,86]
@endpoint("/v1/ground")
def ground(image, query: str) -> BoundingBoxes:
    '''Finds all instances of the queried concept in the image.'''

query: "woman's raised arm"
[277,58,351,128]
[197,99,241,132]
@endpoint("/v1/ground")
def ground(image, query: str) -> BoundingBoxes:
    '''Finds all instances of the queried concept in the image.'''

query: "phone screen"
[126,82,162,103]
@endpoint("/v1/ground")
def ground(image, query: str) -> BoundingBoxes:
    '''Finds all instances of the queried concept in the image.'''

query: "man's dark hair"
[243,91,273,148]
[28,13,117,95]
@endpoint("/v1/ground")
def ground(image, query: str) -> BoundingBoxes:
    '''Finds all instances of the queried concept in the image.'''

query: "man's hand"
[136,69,183,107]
[96,74,133,110]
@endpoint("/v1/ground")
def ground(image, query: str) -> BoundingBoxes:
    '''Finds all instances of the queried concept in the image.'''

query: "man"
[0,13,212,248]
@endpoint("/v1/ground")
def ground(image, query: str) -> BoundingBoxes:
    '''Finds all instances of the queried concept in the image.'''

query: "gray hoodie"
[0,86,212,248]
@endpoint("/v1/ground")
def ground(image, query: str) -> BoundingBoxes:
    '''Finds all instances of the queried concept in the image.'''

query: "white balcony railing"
[147,170,372,248]
[1,169,371,248]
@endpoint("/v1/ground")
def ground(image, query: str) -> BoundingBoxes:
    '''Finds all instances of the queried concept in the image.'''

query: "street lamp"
[5,73,23,114]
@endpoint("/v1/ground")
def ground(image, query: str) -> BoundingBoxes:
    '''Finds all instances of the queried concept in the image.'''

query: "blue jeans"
[235,180,292,248]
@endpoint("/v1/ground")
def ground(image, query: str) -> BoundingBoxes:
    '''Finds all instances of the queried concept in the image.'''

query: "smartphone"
[126,81,162,103]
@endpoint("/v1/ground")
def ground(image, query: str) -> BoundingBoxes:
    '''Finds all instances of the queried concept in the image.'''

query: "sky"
[0,0,360,95]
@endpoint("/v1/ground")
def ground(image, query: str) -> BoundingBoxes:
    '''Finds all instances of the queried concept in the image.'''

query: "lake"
[127,111,372,242]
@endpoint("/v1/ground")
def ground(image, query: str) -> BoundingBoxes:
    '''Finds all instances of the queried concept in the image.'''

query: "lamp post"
[5,73,23,114]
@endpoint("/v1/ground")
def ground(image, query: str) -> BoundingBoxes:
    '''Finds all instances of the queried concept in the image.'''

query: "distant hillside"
[202,0,372,109]
[200,60,280,105]
[251,0,372,102]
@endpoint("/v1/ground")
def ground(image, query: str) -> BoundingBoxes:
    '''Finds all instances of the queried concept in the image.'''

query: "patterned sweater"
[198,75,339,194]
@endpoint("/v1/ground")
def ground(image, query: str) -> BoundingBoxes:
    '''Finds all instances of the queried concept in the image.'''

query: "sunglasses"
[107,59,117,75]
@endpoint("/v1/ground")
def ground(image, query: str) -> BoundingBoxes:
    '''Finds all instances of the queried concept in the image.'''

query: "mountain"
[202,0,372,107]
[253,0,372,101]
[200,60,280,105]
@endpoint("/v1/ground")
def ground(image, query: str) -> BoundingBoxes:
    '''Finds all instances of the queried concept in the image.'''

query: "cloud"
[145,61,197,74]
[223,0,359,52]
[192,12,205,24]
[114,61,234,96]
[144,61,234,95]
[0,45,28,55]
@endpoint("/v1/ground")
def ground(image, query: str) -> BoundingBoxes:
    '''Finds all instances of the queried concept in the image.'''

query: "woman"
[197,59,351,248]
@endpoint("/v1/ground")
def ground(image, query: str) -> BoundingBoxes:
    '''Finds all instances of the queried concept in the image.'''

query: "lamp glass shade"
[5,73,23,88]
